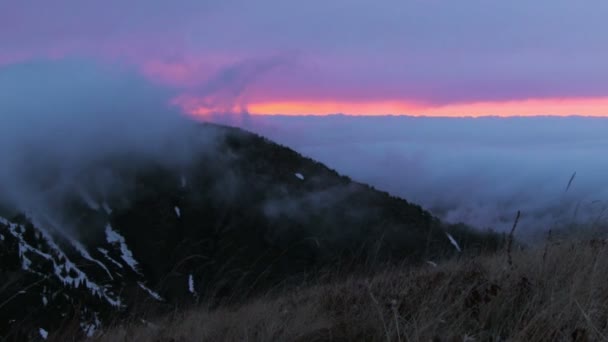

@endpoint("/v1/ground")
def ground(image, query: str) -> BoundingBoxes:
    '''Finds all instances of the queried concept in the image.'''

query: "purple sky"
[3,0,608,113]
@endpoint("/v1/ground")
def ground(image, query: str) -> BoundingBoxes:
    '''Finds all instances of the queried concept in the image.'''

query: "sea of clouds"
[252,115,608,236]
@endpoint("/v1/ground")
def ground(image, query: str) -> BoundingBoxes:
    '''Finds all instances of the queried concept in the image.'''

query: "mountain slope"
[0,123,500,340]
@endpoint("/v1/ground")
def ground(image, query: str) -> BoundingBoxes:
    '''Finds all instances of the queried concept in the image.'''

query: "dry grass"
[94,237,608,342]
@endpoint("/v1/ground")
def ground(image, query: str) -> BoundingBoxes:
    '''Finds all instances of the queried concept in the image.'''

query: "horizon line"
[182,97,608,118]
[248,113,608,119]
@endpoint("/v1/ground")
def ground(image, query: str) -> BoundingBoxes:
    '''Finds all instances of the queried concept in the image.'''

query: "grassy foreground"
[90,235,608,342]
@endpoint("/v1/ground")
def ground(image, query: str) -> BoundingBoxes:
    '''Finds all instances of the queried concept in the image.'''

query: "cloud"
[0,59,196,223]
[252,115,608,236]
[173,54,298,125]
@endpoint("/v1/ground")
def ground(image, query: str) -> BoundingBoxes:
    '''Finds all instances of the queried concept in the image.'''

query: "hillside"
[98,235,608,341]
[0,123,500,340]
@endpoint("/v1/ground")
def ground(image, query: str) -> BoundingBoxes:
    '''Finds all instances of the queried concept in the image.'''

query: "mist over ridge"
[0,60,207,224]
[3,59,608,238]
[252,115,608,235]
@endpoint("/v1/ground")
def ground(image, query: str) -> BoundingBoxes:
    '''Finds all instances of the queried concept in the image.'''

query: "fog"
[0,60,200,225]
[252,115,608,235]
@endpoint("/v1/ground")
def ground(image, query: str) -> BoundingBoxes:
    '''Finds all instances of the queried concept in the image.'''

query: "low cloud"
[252,115,608,236]
[0,59,197,224]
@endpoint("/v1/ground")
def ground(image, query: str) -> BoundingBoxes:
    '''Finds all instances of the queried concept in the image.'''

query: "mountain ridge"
[0,123,501,340]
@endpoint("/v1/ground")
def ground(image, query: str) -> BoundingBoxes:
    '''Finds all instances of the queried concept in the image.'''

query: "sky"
[3,0,608,116]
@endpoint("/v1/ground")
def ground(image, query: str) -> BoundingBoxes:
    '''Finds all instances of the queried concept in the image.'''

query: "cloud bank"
[253,115,608,236]
[0,60,198,223]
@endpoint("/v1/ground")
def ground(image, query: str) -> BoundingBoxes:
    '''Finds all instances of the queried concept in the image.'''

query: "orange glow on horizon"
[243,97,608,117]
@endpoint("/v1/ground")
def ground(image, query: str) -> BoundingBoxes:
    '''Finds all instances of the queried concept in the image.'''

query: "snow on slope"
[138,282,164,301]
[68,238,114,280]
[105,224,141,275]
[97,247,124,269]
[0,216,123,307]
[0,211,165,338]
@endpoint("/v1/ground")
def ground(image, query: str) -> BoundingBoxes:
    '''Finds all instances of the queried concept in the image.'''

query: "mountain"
[0,123,500,340]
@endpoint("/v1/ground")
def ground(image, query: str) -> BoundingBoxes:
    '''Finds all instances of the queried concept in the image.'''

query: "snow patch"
[20,249,33,270]
[138,282,164,301]
[39,328,48,340]
[188,274,195,294]
[174,206,181,218]
[5,215,122,307]
[4,219,50,273]
[97,248,123,269]
[68,238,113,280]
[42,295,48,306]
[445,232,462,252]
[105,224,141,275]
[294,172,305,180]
